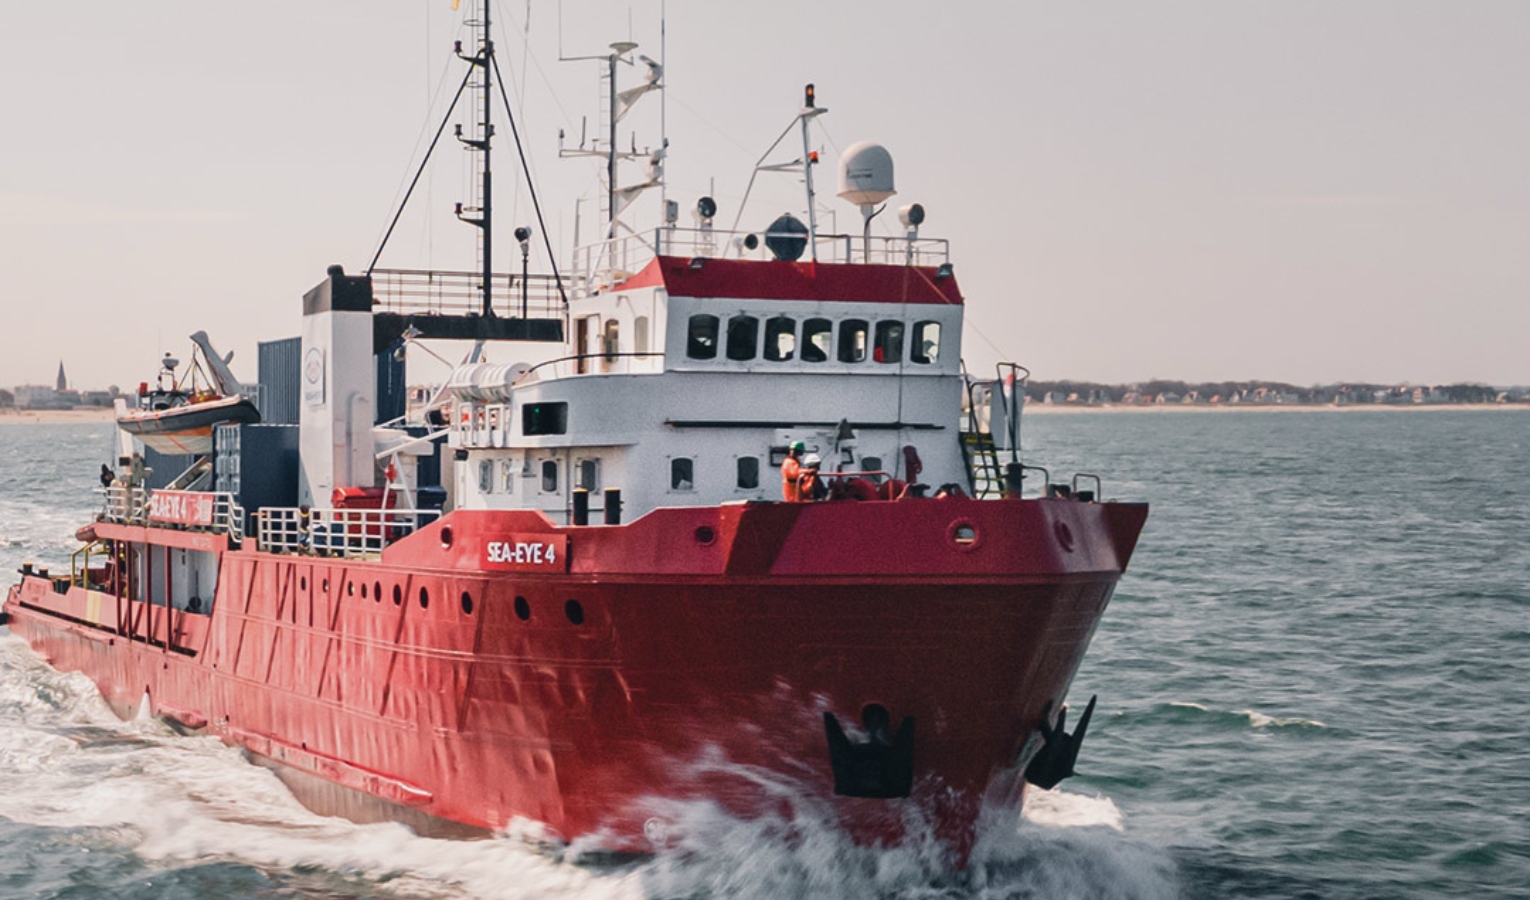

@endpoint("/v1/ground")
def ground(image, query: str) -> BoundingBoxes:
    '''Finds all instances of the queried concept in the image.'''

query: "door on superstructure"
[576,316,591,374]
[576,315,600,374]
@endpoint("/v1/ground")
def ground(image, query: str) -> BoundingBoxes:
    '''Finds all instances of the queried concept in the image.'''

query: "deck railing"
[99,486,244,542]
[102,484,149,524]
[572,227,952,288]
[370,267,570,320]
[256,507,440,558]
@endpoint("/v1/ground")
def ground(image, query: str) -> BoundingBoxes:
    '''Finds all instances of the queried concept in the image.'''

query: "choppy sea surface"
[1,411,1527,899]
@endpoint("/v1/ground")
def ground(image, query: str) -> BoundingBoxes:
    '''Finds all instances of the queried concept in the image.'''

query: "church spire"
[55,361,66,392]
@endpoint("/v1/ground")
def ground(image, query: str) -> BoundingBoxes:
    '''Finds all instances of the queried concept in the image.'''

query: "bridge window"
[726,315,759,361]
[523,402,568,435]
[478,459,494,493]
[764,316,796,361]
[736,456,760,489]
[687,314,719,359]
[541,460,559,493]
[837,319,869,363]
[862,456,883,474]
[501,459,515,493]
[912,321,942,364]
[670,457,695,491]
[874,321,905,364]
[802,318,832,362]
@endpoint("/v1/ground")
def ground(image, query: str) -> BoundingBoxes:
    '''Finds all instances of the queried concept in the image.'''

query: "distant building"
[13,384,72,410]
[14,361,84,409]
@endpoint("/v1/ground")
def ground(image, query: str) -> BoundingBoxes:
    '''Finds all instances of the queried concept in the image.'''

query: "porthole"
[565,599,585,625]
[440,525,454,548]
[347,581,355,597]
[361,582,368,599]
[1054,521,1076,553]
[948,520,982,551]
[514,596,531,621]
[694,525,716,545]
[419,586,430,609]
[373,581,381,602]
[460,591,474,615]
[392,584,402,606]
[322,578,330,593]
[299,576,307,590]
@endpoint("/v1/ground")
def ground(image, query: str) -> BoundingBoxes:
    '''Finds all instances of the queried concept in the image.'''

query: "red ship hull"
[4,495,1146,863]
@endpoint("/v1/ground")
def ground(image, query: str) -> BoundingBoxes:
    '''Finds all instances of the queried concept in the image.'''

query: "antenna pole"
[607,51,618,238]
[660,2,667,216]
[800,84,823,263]
[481,2,494,316]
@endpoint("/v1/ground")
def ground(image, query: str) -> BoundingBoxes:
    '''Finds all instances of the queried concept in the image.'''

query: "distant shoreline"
[1,403,1524,426]
[1023,402,1530,414]
[0,408,115,425]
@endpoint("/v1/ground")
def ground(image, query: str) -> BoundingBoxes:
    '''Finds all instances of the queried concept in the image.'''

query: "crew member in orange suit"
[781,441,806,501]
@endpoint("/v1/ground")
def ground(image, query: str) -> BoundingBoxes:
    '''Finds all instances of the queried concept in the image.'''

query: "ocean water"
[1,411,1526,899]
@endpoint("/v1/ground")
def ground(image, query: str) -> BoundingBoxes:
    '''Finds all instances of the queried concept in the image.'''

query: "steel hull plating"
[4,496,1146,860]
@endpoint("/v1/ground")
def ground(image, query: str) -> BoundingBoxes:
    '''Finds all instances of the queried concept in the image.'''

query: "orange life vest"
[782,457,802,502]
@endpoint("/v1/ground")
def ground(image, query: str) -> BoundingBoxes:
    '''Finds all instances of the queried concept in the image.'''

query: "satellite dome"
[837,142,896,206]
[765,214,809,262]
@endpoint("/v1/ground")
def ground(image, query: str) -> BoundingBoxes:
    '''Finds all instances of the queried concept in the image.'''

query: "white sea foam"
[1022,786,1126,831]
[1,630,1177,898]
[1234,709,1326,729]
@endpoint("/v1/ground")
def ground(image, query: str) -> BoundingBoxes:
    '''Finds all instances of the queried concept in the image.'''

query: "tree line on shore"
[1023,379,1521,406]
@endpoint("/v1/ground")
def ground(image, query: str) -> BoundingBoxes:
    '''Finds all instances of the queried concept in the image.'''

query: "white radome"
[837,141,896,206]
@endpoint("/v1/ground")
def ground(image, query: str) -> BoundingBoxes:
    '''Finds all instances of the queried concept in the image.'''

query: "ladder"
[959,362,1030,498]
[959,430,1004,498]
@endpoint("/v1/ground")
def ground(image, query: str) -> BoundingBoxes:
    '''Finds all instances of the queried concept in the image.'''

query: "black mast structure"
[454,3,494,317]
[367,0,567,337]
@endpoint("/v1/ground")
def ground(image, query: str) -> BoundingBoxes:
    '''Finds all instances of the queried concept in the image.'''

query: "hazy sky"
[1,1,1525,391]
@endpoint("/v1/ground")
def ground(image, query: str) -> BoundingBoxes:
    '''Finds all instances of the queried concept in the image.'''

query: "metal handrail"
[572,228,952,286]
[99,486,244,541]
[102,484,149,524]
[370,267,570,319]
[256,507,440,558]
[1071,473,1103,501]
[522,351,667,379]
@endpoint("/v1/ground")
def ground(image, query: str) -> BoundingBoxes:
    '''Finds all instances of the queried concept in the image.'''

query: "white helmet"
[802,453,822,468]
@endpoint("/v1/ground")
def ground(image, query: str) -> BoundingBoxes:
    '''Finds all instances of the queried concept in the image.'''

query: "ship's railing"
[212,494,247,543]
[98,486,246,542]
[102,484,150,524]
[572,227,952,288]
[255,507,440,558]
[521,351,667,381]
[370,267,571,320]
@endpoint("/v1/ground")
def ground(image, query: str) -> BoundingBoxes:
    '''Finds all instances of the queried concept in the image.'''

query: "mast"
[800,84,824,262]
[607,50,619,237]
[481,4,493,317]
[455,1,496,317]
[559,38,662,248]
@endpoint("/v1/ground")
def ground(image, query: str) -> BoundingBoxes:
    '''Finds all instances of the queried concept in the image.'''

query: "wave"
[0,633,1179,899]
[1146,701,1328,732]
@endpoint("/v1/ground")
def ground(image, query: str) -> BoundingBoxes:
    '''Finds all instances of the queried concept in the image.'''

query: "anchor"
[823,704,915,799]
[1023,695,1096,790]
